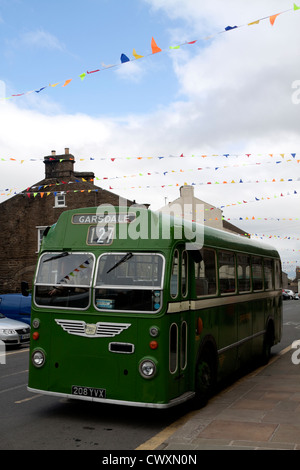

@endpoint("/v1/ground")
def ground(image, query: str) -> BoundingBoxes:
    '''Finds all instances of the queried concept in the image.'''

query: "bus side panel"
[274,293,283,344]
[216,303,238,380]
[251,296,265,358]
[237,300,252,366]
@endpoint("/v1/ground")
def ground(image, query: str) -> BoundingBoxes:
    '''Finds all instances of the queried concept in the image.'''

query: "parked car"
[285,289,296,299]
[282,289,290,300]
[294,293,299,300]
[0,313,30,346]
[0,293,31,325]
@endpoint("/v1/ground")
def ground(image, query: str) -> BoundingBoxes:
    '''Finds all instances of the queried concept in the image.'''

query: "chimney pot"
[65,148,69,155]
[51,150,56,156]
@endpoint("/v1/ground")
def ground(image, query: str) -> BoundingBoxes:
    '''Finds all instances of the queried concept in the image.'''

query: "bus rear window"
[95,253,164,313]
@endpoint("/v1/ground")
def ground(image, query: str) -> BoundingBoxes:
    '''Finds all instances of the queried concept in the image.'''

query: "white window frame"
[36,226,48,253]
[54,192,66,208]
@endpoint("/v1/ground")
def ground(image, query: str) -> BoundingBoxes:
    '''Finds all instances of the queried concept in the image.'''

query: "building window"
[36,226,48,252]
[54,192,66,208]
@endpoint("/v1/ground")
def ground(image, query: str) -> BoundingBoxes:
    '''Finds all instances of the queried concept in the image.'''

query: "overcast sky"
[0,0,300,277]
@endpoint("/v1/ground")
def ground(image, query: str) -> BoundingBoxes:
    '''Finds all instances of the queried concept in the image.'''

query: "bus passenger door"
[168,249,190,401]
[169,316,190,401]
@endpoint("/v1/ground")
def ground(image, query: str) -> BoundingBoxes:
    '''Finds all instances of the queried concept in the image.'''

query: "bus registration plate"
[71,385,106,399]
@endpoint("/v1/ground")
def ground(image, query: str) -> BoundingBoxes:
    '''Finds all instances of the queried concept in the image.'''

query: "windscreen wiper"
[106,253,133,274]
[43,252,69,263]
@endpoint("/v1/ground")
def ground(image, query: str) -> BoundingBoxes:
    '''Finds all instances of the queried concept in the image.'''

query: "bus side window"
[237,254,251,293]
[194,248,217,297]
[219,251,236,294]
[181,250,188,297]
[264,258,274,291]
[274,259,282,290]
[170,250,179,298]
[252,256,263,291]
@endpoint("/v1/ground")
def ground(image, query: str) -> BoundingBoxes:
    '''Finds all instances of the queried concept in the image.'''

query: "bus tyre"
[194,350,216,407]
[261,326,274,365]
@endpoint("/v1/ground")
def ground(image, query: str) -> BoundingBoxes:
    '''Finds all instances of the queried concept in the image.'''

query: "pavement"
[137,345,300,450]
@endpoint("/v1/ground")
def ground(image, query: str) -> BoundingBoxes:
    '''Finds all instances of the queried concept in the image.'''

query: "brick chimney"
[44,148,75,179]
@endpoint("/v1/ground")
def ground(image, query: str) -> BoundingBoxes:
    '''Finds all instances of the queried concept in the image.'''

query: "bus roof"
[202,223,279,258]
[41,206,280,259]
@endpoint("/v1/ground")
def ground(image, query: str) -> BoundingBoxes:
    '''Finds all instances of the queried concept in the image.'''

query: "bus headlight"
[139,359,156,379]
[32,350,45,368]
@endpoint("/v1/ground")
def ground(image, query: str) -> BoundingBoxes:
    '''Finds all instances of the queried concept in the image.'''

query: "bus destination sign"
[72,213,136,225]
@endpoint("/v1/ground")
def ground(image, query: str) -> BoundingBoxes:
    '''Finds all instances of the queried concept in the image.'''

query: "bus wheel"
[261,326,274,365]
[194,350,216,407]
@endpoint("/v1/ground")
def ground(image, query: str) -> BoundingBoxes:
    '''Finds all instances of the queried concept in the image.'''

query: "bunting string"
[1,152,300,164]
[252,235,300,241]
[1,4,300,101]
[2,191,299,222]
[1,180,300,198]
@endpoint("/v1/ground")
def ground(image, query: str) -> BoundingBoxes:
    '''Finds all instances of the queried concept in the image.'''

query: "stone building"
[0,148,133,293]
[158,185,249,237]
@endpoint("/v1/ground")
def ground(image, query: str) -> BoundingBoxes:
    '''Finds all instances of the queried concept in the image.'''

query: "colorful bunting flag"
[270,13,280,25]
[120,53,130,63]
[225,25,238,31]
[151,37,161,54]
[62,79,72,87]
[2,4,300,101]
[35,87,46,93]
[132,49,143,59]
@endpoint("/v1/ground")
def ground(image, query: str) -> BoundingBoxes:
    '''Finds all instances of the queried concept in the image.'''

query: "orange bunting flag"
[270,13,280,25]
[151,37,161,54]
[62,79,72,87]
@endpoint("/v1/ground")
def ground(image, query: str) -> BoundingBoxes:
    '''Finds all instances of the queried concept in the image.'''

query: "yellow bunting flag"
[133,48,143,59]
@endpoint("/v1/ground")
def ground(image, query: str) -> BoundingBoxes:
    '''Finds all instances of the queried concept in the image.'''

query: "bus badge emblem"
[85,323,97,336]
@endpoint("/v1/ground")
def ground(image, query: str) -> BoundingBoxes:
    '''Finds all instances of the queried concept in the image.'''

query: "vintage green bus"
[27,205,282,408]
